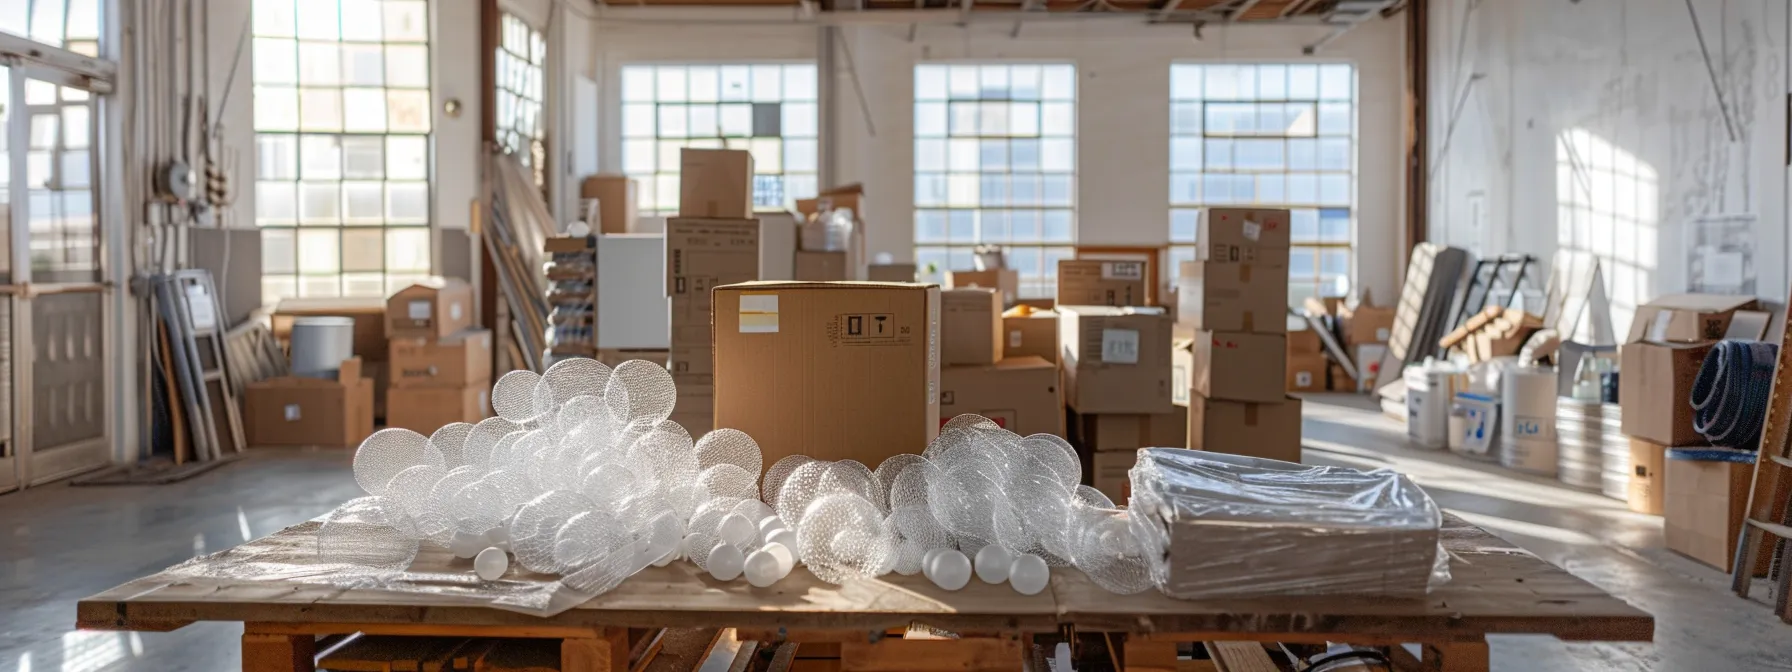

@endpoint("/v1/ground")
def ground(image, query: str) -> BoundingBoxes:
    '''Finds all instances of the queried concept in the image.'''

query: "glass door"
[4,64,109,487]
[0,62,15,493]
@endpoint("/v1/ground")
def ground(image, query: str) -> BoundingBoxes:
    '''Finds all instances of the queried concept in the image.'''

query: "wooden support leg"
[562,628,630,672]
[1423,641,1490,672]
[241,632,315,672]
[1122,638,1178,672]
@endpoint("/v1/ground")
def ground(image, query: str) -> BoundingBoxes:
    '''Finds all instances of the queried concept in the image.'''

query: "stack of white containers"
[1554,398,1624,493]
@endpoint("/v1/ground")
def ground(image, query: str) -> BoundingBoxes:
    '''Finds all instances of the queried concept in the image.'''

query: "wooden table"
[78,514,1652,671]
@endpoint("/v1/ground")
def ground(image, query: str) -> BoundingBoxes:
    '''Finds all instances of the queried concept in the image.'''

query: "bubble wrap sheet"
[1127,449,1450,599]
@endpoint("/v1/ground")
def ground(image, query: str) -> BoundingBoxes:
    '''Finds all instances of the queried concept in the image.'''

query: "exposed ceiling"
[595,0,1408,25]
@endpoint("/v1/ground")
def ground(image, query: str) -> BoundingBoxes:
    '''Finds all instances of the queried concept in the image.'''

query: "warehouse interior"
[3,0,1792,670]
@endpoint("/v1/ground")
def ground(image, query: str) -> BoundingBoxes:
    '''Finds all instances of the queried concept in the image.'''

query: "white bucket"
[1500,367,1559,476]
[1405,365,1459,449]
[1451,392,1499,460]
[289,316,356,379]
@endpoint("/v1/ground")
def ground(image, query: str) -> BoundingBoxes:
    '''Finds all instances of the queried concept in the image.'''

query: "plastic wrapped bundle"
[1127,449,1449,599]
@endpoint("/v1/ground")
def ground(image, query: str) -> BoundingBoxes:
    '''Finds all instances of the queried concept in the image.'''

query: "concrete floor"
[2,396,1791,671]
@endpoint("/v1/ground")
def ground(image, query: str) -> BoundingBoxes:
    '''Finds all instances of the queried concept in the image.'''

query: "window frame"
[496,11,548,196]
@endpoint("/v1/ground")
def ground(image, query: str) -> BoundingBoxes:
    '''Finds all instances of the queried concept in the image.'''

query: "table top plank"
[77,514,1651,642]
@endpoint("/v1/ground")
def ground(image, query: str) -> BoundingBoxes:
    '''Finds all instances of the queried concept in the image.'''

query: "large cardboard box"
[580,174,638,234]
[1082,409,1187,451]
[678,148,754,219]
[1057,260,1147,307]
[272,297,389,362]
[1287,327,1322,354]
[713,281,941,466]
[245,359,374,449]
[868,264,917,282]
[1627,438,1668,515]
[598,234,671,349]
[1176,259,1288,333]
[939,356,1061,437]
[1178,331,1287,404]
[1002,311,1059,363]
[946,269,1020,308]
[1197,207,1293,258]
[1091,450,1138,505]
[387,384,489,435]
[389,329,493,388]
[665,218,762,310]
[1665,455,1769,574]
[1188,395,1303,463]
[1059,306,1173,414]
[942,288,1002,366]
[795,250,848,281]
[1287,352,1326,392]
[1619,341,1713,446]
[1628,294,1762,343]
[387,280,474,340]
[1339,303,1396,346]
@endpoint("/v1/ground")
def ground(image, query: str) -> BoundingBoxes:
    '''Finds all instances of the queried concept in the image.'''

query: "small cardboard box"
[868,264,917,282]
[1057,260,1148,307]
[1627,438,1668,515]
[245,358,374,449]
[1287,352,1327,392]
[713,281,941,467]
[580,174,638,234]
[1628,294,1762,344]
[757,212,799,281]
[946,269,1020,307]
[1197,208,1293,259]
[795,250,848,281]
[1002,311,1059,363]
[666,217,762,315]
[939,356,1061,437]
[596,348,669,368]
[1328,363,1357,392]
[1619,341,1714,446]
[1059,306,1174,414]
[273,297,390,362]
[1082,409,1187,451]
[1188,395,1303,463]
[1091,450,1138,505]
[943,288,1002,366]
[1339,303,1396,346]
[386,280,474,340]
[678,148,754,219]
[387,384,489,435]
[1180,331,1288,404]
[1176,259,1288,333]
[1287,327,1322,354]
[1665,454,1768,575]
[389,329,493,388]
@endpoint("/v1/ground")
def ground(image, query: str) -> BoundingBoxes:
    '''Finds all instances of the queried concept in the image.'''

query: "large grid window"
[496,12,547,191]
[0,0,102,55]
[621,64,819,214]
[252,0,433,303]
[24,80,100,283]
[1169,63,1355,306]
[914,64,1075,299]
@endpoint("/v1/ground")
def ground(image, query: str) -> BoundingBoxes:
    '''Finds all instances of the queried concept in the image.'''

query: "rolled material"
[1691,340,1779,450]
[289,316,356,378]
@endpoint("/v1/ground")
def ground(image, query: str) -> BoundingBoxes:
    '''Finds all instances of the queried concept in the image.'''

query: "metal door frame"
[2,61,114,489]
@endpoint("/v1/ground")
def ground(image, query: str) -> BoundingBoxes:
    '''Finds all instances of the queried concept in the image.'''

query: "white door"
[3,63,111,488]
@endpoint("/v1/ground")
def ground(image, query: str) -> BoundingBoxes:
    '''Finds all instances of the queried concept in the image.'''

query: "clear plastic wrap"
[1127,449,1450,599]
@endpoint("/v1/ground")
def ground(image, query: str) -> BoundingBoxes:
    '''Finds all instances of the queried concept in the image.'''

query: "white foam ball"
[766,528,799,560]
[758,515,787,536]
[718,513,756,548]
[708,543,745,581]
[761,541,796,576]
[928,550,971,591]
[474,547,509,581]
[450,530,485,559]
[1009,554,1049,595]
[974,545,1013,584]
[744,549,783,587]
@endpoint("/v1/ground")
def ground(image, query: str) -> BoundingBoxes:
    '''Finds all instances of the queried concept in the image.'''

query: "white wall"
[1428,0,1788,337]
[587,11,1410,301]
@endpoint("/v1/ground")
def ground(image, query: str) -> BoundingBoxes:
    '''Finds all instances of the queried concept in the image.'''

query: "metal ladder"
[153,270,246,461]
[1449,253,1536,331]
[1731,287,1792,622]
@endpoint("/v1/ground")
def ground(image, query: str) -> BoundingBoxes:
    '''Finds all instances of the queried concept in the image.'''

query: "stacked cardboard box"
[271,297,390,419]
[1620,295,1764,446]
[1172,207,1302,463]
[935,286,1063,438]
[384,281,491,434]
[793,184,866,282]
[667,149,763,435]
[245,357,375,449]
[946,268,1021,308]
[1059,303,1175,503]
[1286,328,1326,393]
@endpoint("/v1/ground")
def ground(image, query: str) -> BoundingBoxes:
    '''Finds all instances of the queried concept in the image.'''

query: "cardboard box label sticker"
[1101,328,1140,364]
[740,294,779,333]
[450,302,463,321]
[1296,371,1313,387]
[1376,327,1390,341]
[1009,329,1022,348]
[283,404,301,421]
[1102,262,1144,281]
[1243,219,1262,241]
[408,300,430,320]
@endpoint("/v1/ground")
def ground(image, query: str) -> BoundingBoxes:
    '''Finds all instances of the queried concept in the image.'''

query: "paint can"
[289,316,356,379]
[1500,366,1559,476]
